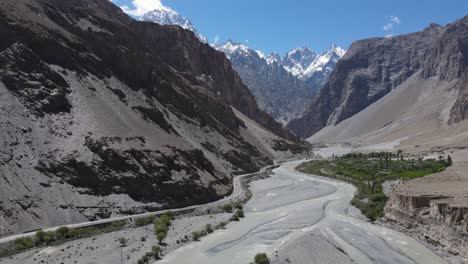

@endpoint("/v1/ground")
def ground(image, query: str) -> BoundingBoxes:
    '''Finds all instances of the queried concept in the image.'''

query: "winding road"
[0,165,274,246]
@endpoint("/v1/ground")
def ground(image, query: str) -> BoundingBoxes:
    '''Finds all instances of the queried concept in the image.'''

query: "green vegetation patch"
[297,152,451,220]
[251,253,270,264]
[0,221,127,259]
[153,214,172,244]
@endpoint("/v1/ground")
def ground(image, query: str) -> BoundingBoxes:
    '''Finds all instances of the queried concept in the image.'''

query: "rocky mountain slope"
[0,0,308,235]
[287,24,445,138]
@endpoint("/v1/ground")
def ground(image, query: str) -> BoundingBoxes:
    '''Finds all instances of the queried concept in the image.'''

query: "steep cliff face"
[422,16,468,124]
[0,0,308,235]
[134,24,301,142]
[385,195,468,260]
[287,24,444,138]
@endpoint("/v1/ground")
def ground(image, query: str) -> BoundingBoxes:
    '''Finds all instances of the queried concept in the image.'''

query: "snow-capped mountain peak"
[140,7,208,43]
[330,44,346,57]
[212,40,261,60]
[282,46,318,77]
[282,45,346,79]
[300,45,346,79]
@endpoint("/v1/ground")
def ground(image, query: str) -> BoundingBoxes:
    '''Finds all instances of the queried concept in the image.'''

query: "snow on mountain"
[282,45,346,80]
[212,40,257,59]
[140,7,208,43]
[282,47,318,76]
[302,45,346,79]
[212,40,346,124]
[266,53,282,65]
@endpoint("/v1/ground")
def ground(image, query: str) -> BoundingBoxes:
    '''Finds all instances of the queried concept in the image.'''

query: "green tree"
[34,231,46,246]
[254,253,270,264]
[156,231,167,243]
[14,237,34,251]
[56,226,70,239]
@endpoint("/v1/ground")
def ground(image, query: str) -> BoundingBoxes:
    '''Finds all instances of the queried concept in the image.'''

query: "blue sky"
[114,0,468,55]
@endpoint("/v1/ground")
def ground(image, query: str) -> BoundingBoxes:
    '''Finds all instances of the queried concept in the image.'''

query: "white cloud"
[120,0,166,17]
[390,16,401,24]
[383,23,393,31]
[214,35,220,44]
[382,15,402,36]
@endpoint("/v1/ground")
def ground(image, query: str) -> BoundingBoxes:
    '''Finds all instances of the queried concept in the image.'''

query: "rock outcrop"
[384,150,468,261]
[0,0,308,235]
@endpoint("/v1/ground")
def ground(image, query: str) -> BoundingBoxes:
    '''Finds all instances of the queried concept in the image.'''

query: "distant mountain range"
[140,8,345,124]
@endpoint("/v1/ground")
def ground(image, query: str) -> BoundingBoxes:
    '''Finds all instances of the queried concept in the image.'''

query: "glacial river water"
[158,159,448,264]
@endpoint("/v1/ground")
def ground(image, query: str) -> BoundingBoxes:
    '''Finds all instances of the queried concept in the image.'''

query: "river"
[159,159,448,264]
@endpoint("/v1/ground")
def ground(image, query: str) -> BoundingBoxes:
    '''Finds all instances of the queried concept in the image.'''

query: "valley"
[0,0,467,263]
[1,153,454,264]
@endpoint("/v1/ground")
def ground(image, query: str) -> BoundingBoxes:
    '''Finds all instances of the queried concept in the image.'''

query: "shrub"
[236,209,245,218]
[140,255,149,264]
[109,221,126,230]
[192,231,201,241]
[135,215,156,227]
[254,253,270,264]
[56,226,70,239]
[118,237,128,247]
[34,231,46,246]
[14,237,34,251]
[232,202,243,210]
[43,231,56,244]
[151,245,161,259]
[230,214,240,222]
[68,229,80,238]
[222,204,233,213]
[447,155,453,166]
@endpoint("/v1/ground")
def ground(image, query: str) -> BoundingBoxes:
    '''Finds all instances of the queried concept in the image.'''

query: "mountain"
[282,45,346,86]
[140,7,208,42]
[139,8,345,124]
[213,41,346,124]
[287,24,445,138]
[0,0,308,235]
[213,41,315,124]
